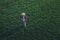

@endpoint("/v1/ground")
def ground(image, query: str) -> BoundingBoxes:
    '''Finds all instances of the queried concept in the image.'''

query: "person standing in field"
[21,13,27,30]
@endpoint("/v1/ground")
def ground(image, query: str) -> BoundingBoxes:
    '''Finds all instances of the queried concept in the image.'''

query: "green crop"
[0,0,60,40]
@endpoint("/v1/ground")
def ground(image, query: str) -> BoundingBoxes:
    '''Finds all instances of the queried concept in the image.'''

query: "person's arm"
[21,16,23,21]
[25,15,27,21]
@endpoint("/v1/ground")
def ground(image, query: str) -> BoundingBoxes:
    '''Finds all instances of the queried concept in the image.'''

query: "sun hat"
[21,13,26,15]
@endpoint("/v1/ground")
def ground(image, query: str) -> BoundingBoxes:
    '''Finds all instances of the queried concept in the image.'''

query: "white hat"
[21,13,26,15]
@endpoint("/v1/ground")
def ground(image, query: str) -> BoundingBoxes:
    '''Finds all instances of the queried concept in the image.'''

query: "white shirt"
[23,16,25,21]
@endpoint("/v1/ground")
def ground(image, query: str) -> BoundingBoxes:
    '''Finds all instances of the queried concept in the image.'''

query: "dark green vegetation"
[0,0,60,40]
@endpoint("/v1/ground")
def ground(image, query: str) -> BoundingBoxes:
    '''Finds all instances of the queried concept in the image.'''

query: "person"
[21,13,27,29]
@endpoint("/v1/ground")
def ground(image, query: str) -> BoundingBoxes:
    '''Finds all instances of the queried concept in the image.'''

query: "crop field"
[0,0,60,40]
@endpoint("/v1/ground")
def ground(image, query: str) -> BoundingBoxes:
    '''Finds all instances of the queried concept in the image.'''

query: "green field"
[0,0,60,40]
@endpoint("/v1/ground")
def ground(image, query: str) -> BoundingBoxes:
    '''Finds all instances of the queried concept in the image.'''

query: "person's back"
[21,15,27,22]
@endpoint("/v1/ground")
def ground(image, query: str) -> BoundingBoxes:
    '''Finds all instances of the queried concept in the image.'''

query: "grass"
[0,0,60,40]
